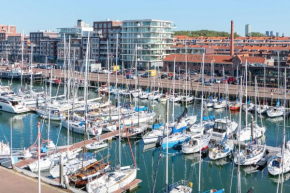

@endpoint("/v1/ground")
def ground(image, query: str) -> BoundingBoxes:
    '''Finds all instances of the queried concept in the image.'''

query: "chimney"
[230,20,234,56]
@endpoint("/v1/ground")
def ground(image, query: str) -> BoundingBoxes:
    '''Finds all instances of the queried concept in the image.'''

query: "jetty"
[14,128,141,193]
[30,67,290,103]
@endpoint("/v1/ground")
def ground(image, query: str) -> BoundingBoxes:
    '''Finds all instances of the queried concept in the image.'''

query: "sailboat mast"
[118,90,121,167]
[107,40,110,100]
[198,53,205,193]
[115,33,118,89]
[20,32,24,91]
[67,35,71,154]
[255,76,258,123]
[82,32,90,169]
[245,60,248,126]
[166,99,169,193]
[280,68,287,192]
[237,76,243,193]
[185,46,188,108]
[30,43,33,93]
[172,57,176,122]
[135,43,138,90]
[47,57,51,147]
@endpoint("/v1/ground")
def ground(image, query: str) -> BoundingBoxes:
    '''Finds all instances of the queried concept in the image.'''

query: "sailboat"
[86,90,137,193]
[267,100,285,117]
[209,134,234,160]
[213,97,227,109]
[268,69,290,176]
[142,123,171,144]
[182,133,211,154]
[234,76,266,166]
[256,66,269,114]
[239,76,266,142]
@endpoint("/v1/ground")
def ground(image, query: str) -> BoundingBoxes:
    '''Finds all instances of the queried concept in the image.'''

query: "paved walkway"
[0,167,65,193]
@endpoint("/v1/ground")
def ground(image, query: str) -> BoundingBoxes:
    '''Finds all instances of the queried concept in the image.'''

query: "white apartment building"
[121,19,174,69]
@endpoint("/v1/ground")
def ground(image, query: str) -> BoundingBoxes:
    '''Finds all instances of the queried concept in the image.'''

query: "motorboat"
[0,95,30,114]
[207,118,238,139]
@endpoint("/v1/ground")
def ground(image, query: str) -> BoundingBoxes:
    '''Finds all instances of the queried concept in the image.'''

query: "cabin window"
[11,101,19,106]
[0,98,9,104]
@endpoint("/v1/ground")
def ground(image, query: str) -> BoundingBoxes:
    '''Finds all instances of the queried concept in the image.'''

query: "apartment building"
[29,30,58,63]
[0,24,28,63]
[93,20,122,67]
[57,20,93,68]
[163,53,268,76]
[121,19,174,69]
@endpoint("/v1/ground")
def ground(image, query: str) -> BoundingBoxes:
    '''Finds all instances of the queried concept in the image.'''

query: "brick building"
[163,54,268,76]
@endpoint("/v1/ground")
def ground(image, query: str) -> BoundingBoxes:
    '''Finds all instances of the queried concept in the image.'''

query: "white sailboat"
[182,133,211,154]
[209,135,234,160]
[268,69,290,177]
[86,89,137,193]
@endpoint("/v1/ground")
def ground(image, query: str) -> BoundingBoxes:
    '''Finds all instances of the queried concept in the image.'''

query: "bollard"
[64,175,69,189]
[59,153,64,186]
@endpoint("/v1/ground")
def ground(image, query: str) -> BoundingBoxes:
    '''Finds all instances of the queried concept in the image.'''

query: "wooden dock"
[28,68,290,103]
[15,129,120,168]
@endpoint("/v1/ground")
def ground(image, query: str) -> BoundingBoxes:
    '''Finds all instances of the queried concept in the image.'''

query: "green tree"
[174,30,240,37]
[248,32,266,37]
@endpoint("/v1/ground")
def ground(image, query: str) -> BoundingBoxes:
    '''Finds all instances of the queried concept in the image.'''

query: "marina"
[0,75,290,192]
[2,3,290,192]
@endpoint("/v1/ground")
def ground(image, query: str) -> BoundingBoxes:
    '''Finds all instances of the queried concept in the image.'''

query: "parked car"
[113,70,122,75]
[141,72,150,78]
[209,78,216,83]
[199,81,212,86]
[234,79,240,85]
[160,73,168,79]
[194,78,205,82]
[189,70,197,75]
[168,75,183,80]
[227,77,236,84]
[126,73,136,79]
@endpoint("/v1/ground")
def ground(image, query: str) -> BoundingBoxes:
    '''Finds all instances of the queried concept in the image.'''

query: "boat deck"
[113,179,142,193]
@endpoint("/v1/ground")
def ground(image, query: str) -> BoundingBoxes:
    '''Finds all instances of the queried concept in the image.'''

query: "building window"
[104,23,107,28]
[108,23,111,28]
[99,23,102,28]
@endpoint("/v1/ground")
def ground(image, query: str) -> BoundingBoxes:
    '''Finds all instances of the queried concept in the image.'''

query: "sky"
[1,0,290,36]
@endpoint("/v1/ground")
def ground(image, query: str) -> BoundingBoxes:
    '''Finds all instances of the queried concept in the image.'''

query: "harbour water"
[1,80,290,193]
